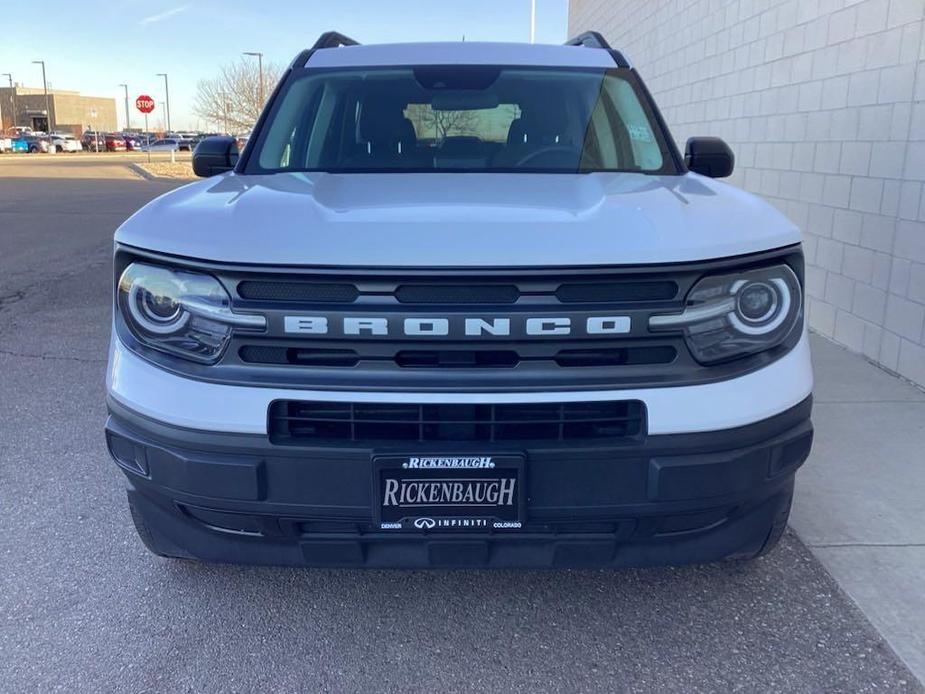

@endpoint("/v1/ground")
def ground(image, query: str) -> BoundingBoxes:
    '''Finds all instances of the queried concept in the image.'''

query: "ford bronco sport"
[105,32,813,568]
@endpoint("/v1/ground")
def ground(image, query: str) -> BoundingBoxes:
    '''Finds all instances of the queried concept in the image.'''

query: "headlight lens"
[118,262,265,363]
[649,264,802,364]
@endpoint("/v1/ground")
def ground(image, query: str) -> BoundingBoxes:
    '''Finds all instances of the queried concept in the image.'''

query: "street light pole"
[243,52,264,107]
[119,83,129,131]
[156,73,171,133]
[530,0,536,43]
[32,60,52,133]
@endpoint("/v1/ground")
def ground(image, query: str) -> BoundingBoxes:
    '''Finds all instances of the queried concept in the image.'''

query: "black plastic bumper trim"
[109,396,811,567]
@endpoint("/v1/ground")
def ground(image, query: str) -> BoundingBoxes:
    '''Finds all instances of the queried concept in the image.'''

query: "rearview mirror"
[192,136,239,177]
[431,92,500,111]
[684,137,734,178]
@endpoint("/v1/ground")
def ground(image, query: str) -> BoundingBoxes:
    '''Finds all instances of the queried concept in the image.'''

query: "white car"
[140,138,179,152]
[0,137,11,153]
[49,134,83,153]
[106,31,813,569]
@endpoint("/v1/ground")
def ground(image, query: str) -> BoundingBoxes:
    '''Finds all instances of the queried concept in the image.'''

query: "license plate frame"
[373,453,525,531]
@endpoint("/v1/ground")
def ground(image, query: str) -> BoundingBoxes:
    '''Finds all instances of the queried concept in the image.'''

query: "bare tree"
[193,58,281,133]
[406,104,479,141]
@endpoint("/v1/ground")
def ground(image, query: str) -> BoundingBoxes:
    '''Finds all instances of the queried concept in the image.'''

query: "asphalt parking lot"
[0,164,921,693]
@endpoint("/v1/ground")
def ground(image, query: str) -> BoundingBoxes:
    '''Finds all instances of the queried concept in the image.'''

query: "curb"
[126,162,195,182]
[127,163,157,181]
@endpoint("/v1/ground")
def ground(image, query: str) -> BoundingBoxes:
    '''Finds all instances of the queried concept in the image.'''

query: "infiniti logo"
[413,518,437,530]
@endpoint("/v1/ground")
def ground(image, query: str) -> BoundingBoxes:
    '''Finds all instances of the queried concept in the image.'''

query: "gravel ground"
[133,160,196,179]
[0,176,921,694]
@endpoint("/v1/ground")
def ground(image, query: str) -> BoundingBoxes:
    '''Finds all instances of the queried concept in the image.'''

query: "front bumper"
[107,331,814,436]
[106,396,813,568]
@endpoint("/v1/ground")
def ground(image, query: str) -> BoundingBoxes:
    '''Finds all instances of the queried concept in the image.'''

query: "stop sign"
[135,95,155,114]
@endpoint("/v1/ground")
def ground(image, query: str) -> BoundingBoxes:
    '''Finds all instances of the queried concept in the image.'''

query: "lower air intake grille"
[268,400,646,444]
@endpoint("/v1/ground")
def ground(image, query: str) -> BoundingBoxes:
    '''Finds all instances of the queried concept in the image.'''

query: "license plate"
[374,454,524,531]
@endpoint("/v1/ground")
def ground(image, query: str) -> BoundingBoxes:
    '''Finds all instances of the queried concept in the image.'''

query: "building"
[569,0,925,388]
[0,85,117,135]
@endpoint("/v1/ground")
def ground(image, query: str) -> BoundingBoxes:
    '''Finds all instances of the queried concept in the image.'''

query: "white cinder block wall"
[569,0,925,386]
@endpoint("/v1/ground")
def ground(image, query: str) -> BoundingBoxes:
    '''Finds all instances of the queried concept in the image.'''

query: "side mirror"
[192,136,239,177]
[684,137,734,178]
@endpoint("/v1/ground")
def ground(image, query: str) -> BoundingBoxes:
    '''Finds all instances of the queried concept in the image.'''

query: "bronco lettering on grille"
[282,315,631,338]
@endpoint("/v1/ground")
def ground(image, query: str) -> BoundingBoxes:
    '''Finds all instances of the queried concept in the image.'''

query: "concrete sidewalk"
[792,335,925,683]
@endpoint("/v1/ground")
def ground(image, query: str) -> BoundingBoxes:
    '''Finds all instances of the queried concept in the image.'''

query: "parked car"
[122,133,147,151]
[8,137,28,153]
[140,138,180,152]
[49,134,83,153]
[23,135,50,153]
[165,132,198,151]
[0,137,11,153]
[105,134,127,152]
[107,31,813,569]
[82,131,107,152]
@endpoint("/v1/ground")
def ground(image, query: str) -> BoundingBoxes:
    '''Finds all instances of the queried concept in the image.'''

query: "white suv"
[106,32,813,568]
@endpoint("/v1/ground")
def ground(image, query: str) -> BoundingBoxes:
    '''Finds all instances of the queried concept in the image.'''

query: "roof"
[304,41,620,69]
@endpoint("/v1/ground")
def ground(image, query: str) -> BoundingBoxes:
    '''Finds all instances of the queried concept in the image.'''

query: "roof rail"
[312,31,361,50]
[564,31,631,69]
[564,31,611,49]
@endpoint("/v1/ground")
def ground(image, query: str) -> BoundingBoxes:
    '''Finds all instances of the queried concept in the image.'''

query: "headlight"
[117,262,265,363]
[649,264,802,364]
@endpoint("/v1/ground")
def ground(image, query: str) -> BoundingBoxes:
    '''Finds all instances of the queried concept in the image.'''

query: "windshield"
[248,66,678,174]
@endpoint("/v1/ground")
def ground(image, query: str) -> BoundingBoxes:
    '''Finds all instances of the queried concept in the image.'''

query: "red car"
[105,134,127,152]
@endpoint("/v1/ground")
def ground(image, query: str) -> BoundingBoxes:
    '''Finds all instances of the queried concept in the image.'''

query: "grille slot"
[239,346,359,367]
[556,280,678,303]
[237,281,359,303]
[395,284,519,304]
[555,346,676,367]
[268,400,646,444]
[395,350,519,368]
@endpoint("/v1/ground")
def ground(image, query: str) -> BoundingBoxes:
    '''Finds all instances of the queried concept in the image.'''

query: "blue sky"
[0,0,568,131]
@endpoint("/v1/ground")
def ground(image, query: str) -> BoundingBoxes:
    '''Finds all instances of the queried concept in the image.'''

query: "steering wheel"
[514,145,598,169]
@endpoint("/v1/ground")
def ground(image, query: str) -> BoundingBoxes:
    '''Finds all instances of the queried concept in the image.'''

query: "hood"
[115,172,801,267]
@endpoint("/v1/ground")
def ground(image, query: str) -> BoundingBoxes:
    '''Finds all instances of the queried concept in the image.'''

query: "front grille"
[117,245,804,392]
[225,270,692,390]
[268,400,646,444]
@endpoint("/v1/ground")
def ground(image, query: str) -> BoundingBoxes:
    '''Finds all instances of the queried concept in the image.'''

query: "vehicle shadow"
[132,531,915,692]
